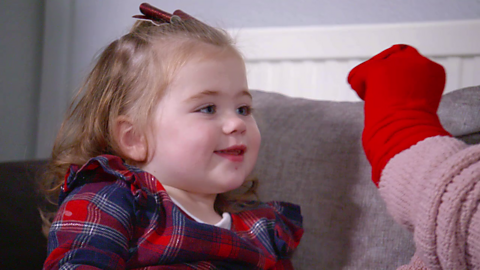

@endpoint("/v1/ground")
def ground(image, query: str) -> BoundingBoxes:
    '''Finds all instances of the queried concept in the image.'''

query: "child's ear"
[115,116,147,162]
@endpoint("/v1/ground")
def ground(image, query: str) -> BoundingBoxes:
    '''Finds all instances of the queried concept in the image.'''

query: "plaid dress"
[44,155,303,269]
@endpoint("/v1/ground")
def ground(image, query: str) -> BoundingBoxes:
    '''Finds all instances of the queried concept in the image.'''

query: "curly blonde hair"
[41,17,258,235]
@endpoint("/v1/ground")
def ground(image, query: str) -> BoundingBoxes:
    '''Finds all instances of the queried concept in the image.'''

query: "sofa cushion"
[250,85,480,269]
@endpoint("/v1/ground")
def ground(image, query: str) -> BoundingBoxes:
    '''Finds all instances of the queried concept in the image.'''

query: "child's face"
[141,50,261,197]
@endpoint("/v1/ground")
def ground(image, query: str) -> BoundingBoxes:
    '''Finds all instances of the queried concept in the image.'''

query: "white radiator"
[229,20,480,101]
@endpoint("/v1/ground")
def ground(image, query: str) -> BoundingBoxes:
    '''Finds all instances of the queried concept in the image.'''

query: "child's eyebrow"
[186,90,219,101]
[186,90,252,101]
[237,90,253,100]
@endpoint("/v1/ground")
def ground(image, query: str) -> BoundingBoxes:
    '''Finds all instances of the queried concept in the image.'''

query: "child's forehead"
[158,43,243,79]
[185,50,243,69]
[174,52,245,81]
[160,51,247,99]
[153,37,241,62]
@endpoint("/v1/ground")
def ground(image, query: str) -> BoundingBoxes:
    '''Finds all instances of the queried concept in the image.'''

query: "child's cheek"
[250,123,262,153]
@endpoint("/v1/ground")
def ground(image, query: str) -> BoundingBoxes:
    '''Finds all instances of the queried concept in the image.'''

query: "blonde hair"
[41,18,258,234]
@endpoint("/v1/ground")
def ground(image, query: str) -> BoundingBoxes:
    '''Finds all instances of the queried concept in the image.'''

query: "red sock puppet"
[348,44,451,186]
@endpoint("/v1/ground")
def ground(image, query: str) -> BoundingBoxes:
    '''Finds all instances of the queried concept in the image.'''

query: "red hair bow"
[133,3,195,24]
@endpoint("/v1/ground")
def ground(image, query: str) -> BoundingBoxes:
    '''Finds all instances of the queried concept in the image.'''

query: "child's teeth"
[220,150,241,155]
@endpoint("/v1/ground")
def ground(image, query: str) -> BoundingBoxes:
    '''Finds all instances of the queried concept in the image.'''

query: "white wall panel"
[460,56,480,88]
[233,20,480,101]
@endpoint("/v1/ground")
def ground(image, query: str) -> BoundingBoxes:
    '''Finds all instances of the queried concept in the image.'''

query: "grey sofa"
[1,86,479,269]
[251,85,480,269]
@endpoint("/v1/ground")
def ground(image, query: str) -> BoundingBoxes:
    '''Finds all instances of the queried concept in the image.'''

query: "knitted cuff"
[380,136,480,269]
[396,253,430,270]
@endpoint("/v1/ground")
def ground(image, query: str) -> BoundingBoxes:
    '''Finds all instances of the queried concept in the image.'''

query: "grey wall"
[2,0,480,161]
[140,0,480,28]
[0,0,44,162]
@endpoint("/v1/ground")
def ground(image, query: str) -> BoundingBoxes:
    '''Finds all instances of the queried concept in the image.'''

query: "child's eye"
[237,106,252,116]
[197,105,216,114]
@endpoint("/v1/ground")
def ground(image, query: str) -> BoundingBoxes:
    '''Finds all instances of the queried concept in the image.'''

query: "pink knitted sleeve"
[379,136,480,270]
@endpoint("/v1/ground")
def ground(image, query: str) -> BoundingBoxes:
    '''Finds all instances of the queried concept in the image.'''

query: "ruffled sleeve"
[231,201,303,261]
[44,155,138,270]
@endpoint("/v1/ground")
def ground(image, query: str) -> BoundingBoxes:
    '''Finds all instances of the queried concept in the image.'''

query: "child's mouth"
[214,145,246,162]
[216,149,244,155]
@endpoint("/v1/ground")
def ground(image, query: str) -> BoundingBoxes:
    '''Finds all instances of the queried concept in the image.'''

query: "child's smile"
[214,144,247,162]
[140,45,261,210]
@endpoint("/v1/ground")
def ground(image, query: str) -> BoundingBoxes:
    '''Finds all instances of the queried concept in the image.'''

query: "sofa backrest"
[250,86,480,269]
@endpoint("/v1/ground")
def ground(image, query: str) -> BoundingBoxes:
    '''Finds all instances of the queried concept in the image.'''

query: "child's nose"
[222,113,247,135]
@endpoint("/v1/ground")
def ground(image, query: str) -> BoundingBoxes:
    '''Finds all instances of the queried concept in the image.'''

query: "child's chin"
[219,178,246,193]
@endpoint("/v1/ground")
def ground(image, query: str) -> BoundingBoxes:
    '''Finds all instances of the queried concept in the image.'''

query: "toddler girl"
[42,3,303,269]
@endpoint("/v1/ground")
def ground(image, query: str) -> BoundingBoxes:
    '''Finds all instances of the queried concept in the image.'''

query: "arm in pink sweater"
[380,136,480,270]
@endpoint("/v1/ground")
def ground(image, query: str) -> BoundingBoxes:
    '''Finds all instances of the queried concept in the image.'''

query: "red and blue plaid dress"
[43,155,303,269]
